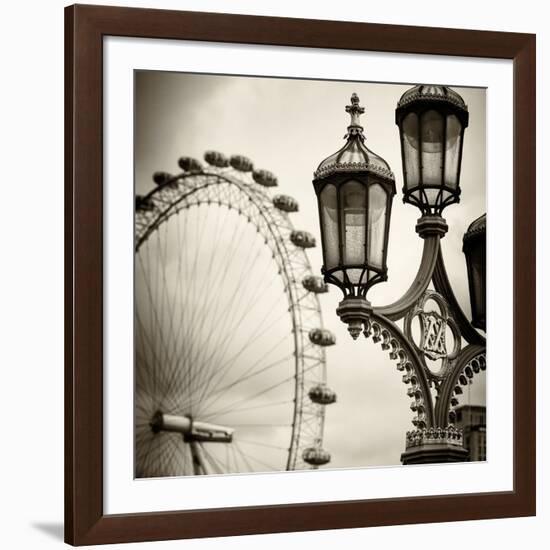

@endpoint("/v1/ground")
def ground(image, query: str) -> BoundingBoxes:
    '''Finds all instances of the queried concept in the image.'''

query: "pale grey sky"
[135,71,486,471]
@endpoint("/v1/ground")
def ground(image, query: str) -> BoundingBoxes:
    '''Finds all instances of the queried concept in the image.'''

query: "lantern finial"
[345,93,365,131]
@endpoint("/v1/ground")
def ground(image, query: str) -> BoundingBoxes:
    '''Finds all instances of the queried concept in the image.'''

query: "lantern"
[463,214,486,331]
[312,94,396,339]
[395,85,469,216]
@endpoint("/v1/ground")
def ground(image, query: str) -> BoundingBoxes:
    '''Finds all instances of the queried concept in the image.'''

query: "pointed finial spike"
[347,319,364,340]
[345,92,365,130]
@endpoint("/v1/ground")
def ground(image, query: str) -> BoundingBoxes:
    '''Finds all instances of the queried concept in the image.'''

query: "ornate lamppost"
[312,87,486,464]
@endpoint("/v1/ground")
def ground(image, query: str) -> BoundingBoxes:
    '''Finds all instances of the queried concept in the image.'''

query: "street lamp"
[312,86,486,465]
[313,93,396,339]
[463,214,486,331]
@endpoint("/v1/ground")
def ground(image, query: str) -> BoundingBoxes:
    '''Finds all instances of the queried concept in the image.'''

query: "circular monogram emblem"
[404,291,461,380]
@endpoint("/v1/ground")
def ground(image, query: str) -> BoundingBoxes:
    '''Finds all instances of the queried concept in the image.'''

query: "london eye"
[134,151,336,477]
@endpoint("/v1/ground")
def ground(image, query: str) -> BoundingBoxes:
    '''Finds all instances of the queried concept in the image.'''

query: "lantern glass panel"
[420,109,444,186]
[367,183,387,269]
[320,183,339,272]
[341,180,367,284]
[424,188,441,204]
[468,240,486,330]
[402,112,420,189]
[444,114,462,188]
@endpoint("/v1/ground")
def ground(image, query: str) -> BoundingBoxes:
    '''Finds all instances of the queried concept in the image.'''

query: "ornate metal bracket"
[374,215,449,321]
[346,215,486,462]
[374,234,441,321]
[366,311,435,429]
[368,287,485,435]
[434,344,486,427]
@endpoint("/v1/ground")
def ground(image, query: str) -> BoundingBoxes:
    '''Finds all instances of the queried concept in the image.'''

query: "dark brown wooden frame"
[65,3,536,546]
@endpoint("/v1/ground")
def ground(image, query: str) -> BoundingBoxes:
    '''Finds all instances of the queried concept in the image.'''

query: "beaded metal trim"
[314,161,395,181]
[397,90,468,111]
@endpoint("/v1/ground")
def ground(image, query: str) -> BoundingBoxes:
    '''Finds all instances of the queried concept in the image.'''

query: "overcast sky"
[135,71,486,471]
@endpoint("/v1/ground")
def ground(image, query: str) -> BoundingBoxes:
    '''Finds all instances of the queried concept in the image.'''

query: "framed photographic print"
[65,4,536,545]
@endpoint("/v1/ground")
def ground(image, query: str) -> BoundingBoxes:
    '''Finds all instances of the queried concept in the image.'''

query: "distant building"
[454,405,486,461]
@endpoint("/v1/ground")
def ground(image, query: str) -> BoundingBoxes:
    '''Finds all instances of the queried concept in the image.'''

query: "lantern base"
[416,215,448,239]
[336,297,372,340]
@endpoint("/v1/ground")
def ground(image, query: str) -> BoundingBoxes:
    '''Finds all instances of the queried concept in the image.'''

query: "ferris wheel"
[134,151,336,477]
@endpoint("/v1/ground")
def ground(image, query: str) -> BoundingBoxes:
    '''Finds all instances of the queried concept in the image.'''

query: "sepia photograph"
[134,71,486,479]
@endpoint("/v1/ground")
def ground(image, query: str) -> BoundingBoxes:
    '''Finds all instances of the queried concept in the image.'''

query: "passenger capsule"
[302,275,328,294]
[178,156,203,172]
[290,230,316,248]
[308,384,337,405]
[272,194,299,213]
[153,171,174,186]
[252,169,278,187]
[162,176,184,190]
[135,195,155,211]
[230,155,253,172]
[204,150,229,168]
[309,328,336,347]
[302,446,331,466]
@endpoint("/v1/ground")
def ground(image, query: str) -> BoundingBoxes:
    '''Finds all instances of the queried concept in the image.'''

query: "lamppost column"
[401,428,469,464]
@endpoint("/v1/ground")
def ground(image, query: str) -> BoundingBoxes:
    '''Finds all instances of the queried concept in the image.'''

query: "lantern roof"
[313,93,395,182]
[463,213,486,243]
[396,84,469,115]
